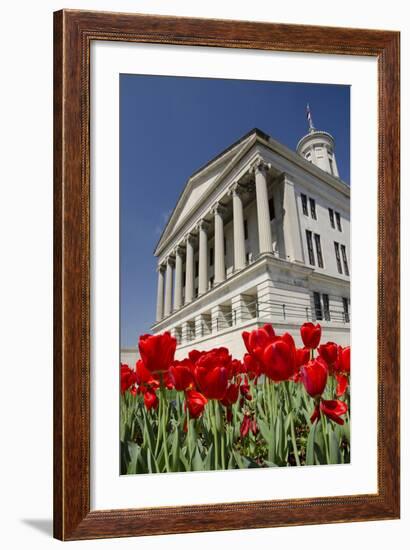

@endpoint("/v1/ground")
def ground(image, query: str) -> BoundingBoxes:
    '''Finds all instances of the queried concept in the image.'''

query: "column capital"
[185,232,196,246]
[196,218,210,232]
[249,156,271,175]
[156,262,166,273]
[165,255,175,267]
[174,244,185,256]
[211,201,227,217]
[228,181,246,197]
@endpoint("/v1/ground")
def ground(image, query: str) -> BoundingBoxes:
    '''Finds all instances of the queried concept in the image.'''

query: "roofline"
[154,128,349,256]
[153,128,267,252]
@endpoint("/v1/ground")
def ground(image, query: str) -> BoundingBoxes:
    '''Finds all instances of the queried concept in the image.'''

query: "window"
[328,208,335,228]
[343,297,350,323]
[301,194,308,216]
[244,219,248,240]
[313,292,323,321]
[224,237,227,255]
[209,247,214,266]
[336,211,342,232]
[334,242,343,274]
[323,293,330,321]
[182,271,185,287]
[309,198,317,220]
[306,230,315,266]
[341,244,349,276]
[314,234,324,268]
[195,260,199,278]
[329,156,335,175]
[209,276,214,288]
[268,197,275,220]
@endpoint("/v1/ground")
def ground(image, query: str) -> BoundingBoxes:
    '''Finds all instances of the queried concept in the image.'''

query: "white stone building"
[151,123,350,359]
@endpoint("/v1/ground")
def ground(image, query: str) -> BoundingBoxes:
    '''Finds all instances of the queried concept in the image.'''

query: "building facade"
[151,126,350,359]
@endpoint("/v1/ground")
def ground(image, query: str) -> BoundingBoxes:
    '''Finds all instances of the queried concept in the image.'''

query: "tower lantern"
[296,104,339,178]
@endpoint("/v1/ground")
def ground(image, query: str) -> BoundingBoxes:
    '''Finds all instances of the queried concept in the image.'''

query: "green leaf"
[329,430,341,464]
[203,443,214,471]
[192,446,204,471]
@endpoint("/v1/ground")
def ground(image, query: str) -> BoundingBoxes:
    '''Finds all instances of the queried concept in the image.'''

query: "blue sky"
[120,74,350,347]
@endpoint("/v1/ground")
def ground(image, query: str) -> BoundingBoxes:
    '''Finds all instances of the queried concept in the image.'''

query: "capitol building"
[151,121,350,359]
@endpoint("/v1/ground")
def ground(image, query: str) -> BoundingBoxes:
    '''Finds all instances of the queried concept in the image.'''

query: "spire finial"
[306,103,315,133]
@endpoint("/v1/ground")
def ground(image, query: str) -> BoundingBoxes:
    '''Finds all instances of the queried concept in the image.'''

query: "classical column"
[282,173,304,263]
[252,157,273,254]
[212,202,226,284]
[164,256,174,317]
[173,245,184,310]
[155,263,166,322]
[184,233,195,304]
[197,219,209,296]
[229,182,247,271]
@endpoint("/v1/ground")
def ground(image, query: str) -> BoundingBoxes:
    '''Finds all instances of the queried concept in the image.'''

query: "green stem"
[154,389,163,456]
[160,385,171,472]
[320,410,331,464]
[219,403,226,470]
[285,382,301,467]
[211,401,219,470]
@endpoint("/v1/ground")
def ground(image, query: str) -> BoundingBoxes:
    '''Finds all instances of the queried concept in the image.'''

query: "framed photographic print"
[54,9,400,540]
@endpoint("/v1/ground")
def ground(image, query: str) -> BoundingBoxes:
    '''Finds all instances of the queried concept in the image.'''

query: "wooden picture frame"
[54,9,400,540]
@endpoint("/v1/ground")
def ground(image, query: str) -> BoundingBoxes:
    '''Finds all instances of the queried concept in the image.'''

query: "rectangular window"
[268,197,275,220]
[224,237,227,255]
[309,198,317,220]
[343,297,350,323]
[314,233,324,268]
[195,260,199,278]
[341,244,349,276]
[244,219,248,240]
[313,292,323,321]
[329,156,334,175]
[182,271,185,287]
[336,211,342,232]
[306,230,315,266]
[323,293,330,321]
[209,247,214,266]
[328,208,335,228]
[334,242,343,274]
[301,193,308,216]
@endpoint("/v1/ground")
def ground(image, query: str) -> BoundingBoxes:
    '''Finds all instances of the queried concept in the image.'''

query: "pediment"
[155,131,256,253]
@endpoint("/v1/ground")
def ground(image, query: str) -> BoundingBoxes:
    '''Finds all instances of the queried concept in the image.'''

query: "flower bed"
[120,323,350,473]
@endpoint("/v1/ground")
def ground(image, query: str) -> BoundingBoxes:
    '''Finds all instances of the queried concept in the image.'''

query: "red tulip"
[242,324,276,362]
[240,379,252,401]
[243,353,262,380]
[320,399,348,425]
[262,333,297,382]
[300,322,322,349]
[135,359,156,386]
[296,347,310,368]
[251,418,259,436]
[185,389,207,419]
[138,331,177,374]
[143,389,158,411]
[169,359,195,391]
[240,414,251,438]
[221,382,240,407]
[318,342,338,367]
[333,346,350,397]
[194,348,230,400]
[334,346,350,374]
[311,399,348,425]
[120,363,138,394]
[300,357,328,398]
